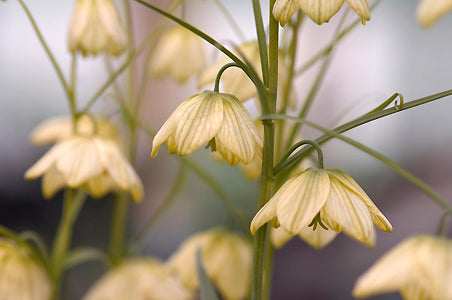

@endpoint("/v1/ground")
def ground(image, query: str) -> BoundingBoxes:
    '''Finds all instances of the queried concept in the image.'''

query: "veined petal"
[275,168,330,234]
[96,0,127,55]
[273,0,300,27]
[250,196,279,235]
[270,227,295,249]
[56,137,103,186]
[299,0,344,24]
[68,0,92,52]
[323,176,374,244]
[327,169,392,232]
[345,0,370,24]
[42,167,66,199]
[299,225,338,249]
[417,0,452,27]
[174,91,224,156]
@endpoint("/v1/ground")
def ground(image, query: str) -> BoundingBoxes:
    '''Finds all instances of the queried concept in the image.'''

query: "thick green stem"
[50,189,85,300]
[109,193,129,265]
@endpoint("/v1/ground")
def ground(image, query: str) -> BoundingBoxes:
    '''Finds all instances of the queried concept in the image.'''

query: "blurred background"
[1,0,452,299]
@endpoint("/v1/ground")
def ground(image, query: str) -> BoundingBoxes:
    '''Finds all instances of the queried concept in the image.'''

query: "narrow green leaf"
[65,247,108,269]
[196,248,220,300]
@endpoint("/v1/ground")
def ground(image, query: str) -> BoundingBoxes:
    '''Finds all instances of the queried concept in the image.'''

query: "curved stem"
[214,63,240,92]
[437,211,452,237]
[16,0,71,100]
[274,139,324,174]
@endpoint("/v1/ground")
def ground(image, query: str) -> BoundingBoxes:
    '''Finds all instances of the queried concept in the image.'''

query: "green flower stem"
[109,193,129,266]
[274,139,324,173]
[214,63,240,93]
[129,165,187,253]
[251,0,269,87]
[69,53,77,119]
[16,0,71,101]
[262,113,452,213]
[50,189,86,300]
[295,0,383,76]
[132,0,270,114]
[252,1,278,299]
[212,0,247,42]
[437,212,452,236]
[262,242,274,300]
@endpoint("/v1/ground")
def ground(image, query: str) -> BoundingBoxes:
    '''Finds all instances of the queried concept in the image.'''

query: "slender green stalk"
[109,193,129,266]
[212,0,247,42]
[50,189,86,300]
[214,63,240,92]
[274,139,324,173]
[69,53,78,118]
[129,165,187,252]
[16,0,71,100]
[437,212,452,236]
[263,113,452,213]
[251,0,269,86]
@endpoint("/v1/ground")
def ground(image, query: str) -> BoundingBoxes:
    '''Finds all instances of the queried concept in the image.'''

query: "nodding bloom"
[251,168,392,247]
[273,0,371,26]
[417,0,452,27]
[151,90,262,166]
[83,258,193,300]
[25,116,143,202]
[68,0,127,56]
[353,235,452,299]
[0,239,51,300]
[166,228,252,300]
[149,26,206,83]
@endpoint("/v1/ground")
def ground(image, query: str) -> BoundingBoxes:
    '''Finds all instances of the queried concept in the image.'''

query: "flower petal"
[345,0,371,24]
[250,195,279,235]
[417,0,452,27]
[299,225,338,249]
[275,168,330,234]
[299,0,344,24]
[273,0,300,27]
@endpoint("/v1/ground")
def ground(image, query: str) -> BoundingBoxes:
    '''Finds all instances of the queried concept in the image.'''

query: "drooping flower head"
[417,0,452,27]
[151,90,262,166]
[251,168,392,247]
[25,116,143,201]
[0,239,51,300]
[273,0,371,26]
[83,258,193,300]
[166,228,252,300]
[149,26,206,83]
[68,0,127,56]
[353,235,452,299]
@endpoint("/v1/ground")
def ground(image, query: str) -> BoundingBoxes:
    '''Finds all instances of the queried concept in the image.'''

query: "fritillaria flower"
[273,0,371,26]
[251,168,392,247]
[68,0,127,56]
[25,116,143,201]
[151,90,262,166]
[166,228,252,300]
[149,26,206,83]
[353,235,452,299]
[417,0,452,27]
[0,239,51,300]
[83,258,193,300]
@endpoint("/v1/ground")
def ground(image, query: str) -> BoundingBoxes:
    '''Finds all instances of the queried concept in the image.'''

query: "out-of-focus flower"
[0,239,51,300]
[251,168,392,247]
[83,258,193,300]
[166,228,252,300]
[353,235,452,299]
[68,0,127,56]
[149,26,206,83]
[417,0,452,27]
[151,90,262,166]
[273,0,371,26]
[29,115,121,146]
[198,42,295,107]
[25,117,143,201]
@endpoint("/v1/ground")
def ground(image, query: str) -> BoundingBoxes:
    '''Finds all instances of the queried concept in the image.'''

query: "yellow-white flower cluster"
[25,115,143,202]
[0,239,51,300]
[353,235,452,299]
[152,90,262,166]
[273,0,371,26]
[251,168,392,247]
[166,228,252,300]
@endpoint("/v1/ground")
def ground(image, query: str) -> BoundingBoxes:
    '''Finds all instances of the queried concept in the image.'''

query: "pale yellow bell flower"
[0,239,51,300]
[166,228,252,300]
[198,42,295,107]
[68,0,127,56]
[271,221,338,249]
[151,90,262,166]
[273,0,371,26]
[353,235,452,299]
[25,134,143,202]
[83,258,193,300]
[29,114,121,146]
[251,168,392,247]
[417,0,452,27]
[149,26,206,83]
